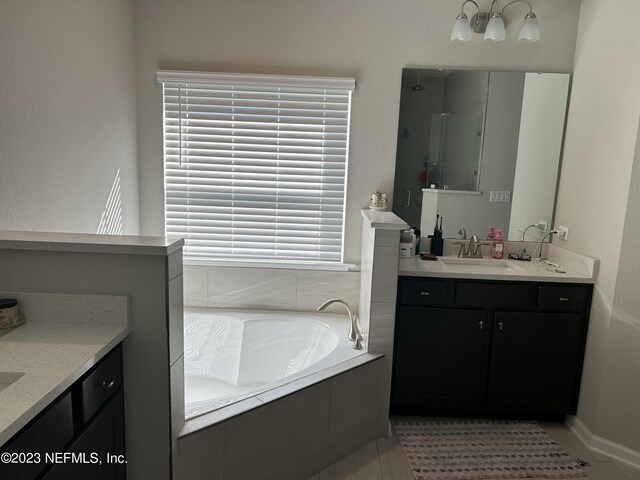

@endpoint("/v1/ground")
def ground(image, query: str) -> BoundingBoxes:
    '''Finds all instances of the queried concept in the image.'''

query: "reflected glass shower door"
[428,113,484,191]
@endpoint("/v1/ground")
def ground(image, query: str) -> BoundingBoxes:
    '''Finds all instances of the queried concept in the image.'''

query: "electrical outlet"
[557,226,569,240]
[536,220,547,232]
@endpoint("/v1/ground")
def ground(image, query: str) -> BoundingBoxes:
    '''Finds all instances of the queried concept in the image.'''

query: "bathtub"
[183,307,364,419]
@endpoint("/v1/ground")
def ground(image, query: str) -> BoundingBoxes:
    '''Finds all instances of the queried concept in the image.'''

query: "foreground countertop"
[399,255,595,284]
[0,230,184,256]
[0,321,130,447]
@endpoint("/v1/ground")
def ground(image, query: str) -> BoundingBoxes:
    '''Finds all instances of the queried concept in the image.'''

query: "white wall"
[509,73,570,241]
[0,0,139,234]
[133,0,581,264]
[554,0,640,455]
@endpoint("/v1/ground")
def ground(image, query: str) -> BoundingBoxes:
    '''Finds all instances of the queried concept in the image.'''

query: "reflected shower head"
[412,72,426,91]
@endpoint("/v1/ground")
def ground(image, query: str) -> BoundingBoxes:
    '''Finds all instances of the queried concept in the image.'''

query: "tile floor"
[306,418,640,480]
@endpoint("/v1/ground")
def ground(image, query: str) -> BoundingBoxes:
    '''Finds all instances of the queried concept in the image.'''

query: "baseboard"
[566,415,640,472]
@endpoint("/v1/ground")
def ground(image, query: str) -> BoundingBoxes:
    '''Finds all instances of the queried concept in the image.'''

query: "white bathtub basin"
[183,308,361,418]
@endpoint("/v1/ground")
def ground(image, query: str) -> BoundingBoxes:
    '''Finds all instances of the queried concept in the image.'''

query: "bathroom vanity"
[391,252,596,418]
[1,345,125,480]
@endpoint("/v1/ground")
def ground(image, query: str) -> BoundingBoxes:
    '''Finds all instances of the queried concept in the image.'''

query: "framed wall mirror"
[392,68,571,242]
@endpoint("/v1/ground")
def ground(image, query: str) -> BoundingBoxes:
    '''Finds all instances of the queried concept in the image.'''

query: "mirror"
[392,68,570,241]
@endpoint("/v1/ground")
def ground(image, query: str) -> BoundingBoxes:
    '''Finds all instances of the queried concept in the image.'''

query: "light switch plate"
[489,191,511,203]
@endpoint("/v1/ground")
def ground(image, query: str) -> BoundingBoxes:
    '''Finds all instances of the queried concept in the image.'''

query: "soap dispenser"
[491,229,504,259]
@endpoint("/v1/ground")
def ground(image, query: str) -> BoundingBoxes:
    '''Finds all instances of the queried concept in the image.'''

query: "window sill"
[183,257,358,272]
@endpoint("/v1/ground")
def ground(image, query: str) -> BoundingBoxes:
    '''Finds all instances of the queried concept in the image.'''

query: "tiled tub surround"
[0,292,129,446]
[184,308,365,418]
[183,265,361,313]
[358,209,408,359]
[174,355,388,480]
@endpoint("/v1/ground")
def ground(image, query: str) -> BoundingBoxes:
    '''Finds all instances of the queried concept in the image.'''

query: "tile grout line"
[612,461,635,480]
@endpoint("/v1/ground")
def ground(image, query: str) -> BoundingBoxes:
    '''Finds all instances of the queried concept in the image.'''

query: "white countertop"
[0,292,130,447]
[399,255,595,284]
[0,230,184,256]
[361,209,409,229]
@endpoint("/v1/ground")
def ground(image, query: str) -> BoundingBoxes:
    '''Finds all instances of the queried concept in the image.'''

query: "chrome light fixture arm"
[452,0,539,42]
[499,0,534,16]
[458,0,480,17]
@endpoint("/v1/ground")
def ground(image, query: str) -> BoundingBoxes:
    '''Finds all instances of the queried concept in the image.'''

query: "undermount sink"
[0,372,24,393]
[440,257,519,273]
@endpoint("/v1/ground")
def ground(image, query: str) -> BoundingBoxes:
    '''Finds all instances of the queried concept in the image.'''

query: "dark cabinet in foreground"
[391,278,591,417]
[0,345,125,480]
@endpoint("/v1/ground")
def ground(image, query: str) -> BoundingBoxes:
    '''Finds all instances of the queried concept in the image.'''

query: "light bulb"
[451,13,473,43]
[484,13,506,42]
[518,13,540,42]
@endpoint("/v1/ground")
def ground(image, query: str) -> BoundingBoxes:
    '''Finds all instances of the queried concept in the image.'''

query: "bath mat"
[393,419,586,480]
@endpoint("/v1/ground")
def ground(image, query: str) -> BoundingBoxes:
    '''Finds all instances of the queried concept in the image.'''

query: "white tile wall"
[174,356,387,480]
[368,302,397,358]
[168,274,184,366]
[207,266,298,309]
[224,383,330,480]
[183,266,361,314]
[296,270,360,313]
[170,355,185,446]
[371,246,401,304]
[176,422,223,480]
[183,265,207,307]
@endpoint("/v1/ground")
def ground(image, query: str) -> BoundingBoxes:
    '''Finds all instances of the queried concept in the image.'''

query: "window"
[157,71,355,267]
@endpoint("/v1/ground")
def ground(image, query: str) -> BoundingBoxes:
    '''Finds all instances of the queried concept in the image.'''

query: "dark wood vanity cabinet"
[0,345,125,480]
[394,306,489,410]
[391,278,592,417]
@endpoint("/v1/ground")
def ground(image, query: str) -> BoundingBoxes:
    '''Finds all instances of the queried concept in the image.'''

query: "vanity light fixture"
[451,0,540,43]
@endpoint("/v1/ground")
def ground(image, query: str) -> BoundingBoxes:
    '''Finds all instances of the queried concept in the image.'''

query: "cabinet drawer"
[456,282,536,309]
[41,391,125,480]
[79,347,123,424]
[538,285,589,312]
[0,393,73,480]
[399,279,448,305]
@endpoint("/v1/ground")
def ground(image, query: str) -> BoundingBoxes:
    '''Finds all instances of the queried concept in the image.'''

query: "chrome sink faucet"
[317,299,362,350]
[452,235,492,258]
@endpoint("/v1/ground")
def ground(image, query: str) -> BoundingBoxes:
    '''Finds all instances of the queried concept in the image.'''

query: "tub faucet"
[317,299,363,350]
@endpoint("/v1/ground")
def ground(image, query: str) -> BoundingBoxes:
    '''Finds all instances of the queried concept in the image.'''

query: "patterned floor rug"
[393,419,586,480]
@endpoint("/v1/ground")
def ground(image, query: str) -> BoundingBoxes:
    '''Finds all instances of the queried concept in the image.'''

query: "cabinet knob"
[102,380,116,389]
[420,291,430,296]
[479,321,484,330]
[498,321,504,331]
[559,297,569,302]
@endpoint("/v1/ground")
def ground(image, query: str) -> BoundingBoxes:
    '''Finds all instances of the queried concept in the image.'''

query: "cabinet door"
[392,306,490,412]
[41,390,126,480]
[488,312,586,415]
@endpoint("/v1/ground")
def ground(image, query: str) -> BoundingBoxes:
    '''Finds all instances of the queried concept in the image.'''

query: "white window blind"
[157,71,355,265]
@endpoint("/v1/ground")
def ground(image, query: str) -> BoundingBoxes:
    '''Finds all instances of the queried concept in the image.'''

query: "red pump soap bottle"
[491,229,504,259]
